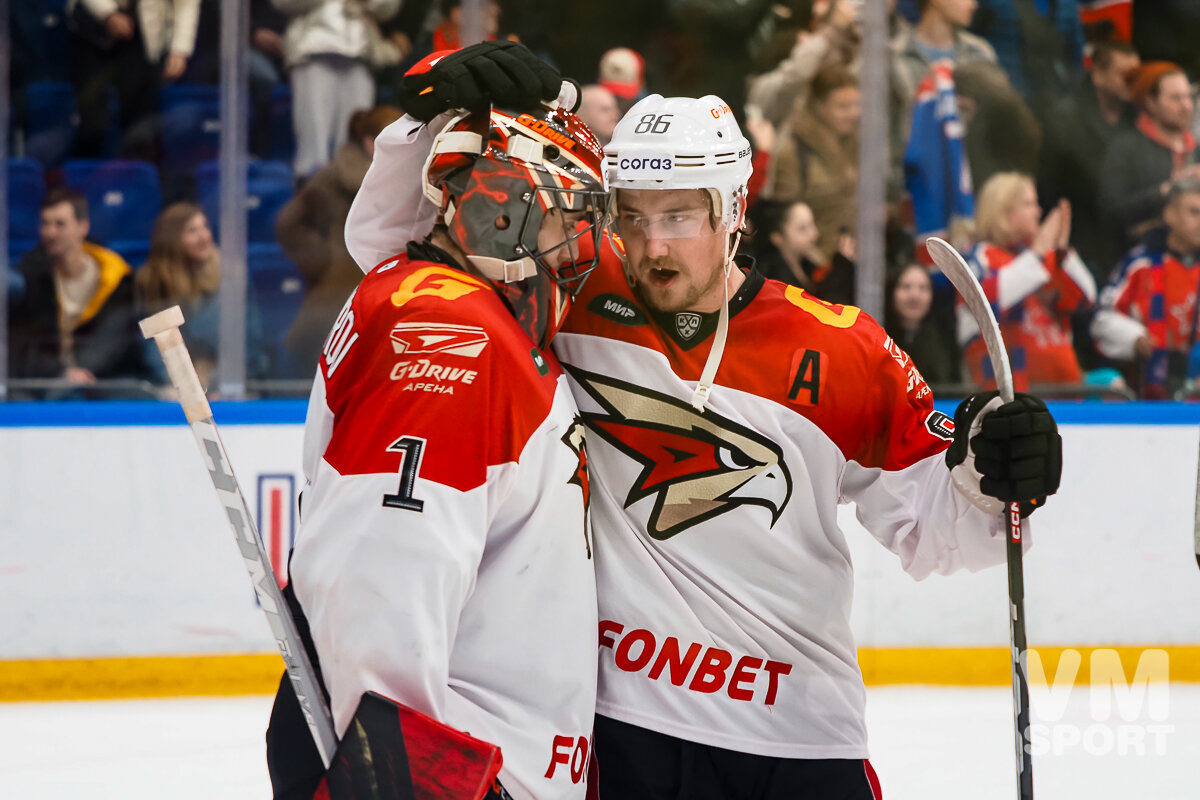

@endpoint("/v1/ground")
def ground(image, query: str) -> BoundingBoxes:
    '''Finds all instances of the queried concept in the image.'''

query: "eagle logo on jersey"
[567,367,792,540]
[561,421,592,558]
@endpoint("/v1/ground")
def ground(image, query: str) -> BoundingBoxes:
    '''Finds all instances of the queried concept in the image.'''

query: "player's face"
[892,265,933,325]
[1166,191,1200,252]
[615,188,728,314]
[536,206,589,273]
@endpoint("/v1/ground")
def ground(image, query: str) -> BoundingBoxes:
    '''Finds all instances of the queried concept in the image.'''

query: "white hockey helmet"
[605,94,753,231]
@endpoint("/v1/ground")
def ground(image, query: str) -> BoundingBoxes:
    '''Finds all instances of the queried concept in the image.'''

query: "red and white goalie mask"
[423,105,609,349]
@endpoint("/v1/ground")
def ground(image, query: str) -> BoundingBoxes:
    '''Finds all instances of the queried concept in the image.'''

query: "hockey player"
[265,97,609,800]
[345,43,1063,800]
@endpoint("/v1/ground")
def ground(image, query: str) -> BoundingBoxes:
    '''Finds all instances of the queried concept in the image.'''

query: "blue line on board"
[0,400,1196,428]
[0,399,310,427]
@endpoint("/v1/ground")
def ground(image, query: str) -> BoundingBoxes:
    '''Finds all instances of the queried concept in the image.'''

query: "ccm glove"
[945,391,1063,518]
[402,41,563,122]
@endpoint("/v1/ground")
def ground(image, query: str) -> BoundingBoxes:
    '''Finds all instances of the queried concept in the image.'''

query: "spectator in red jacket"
[961,172,1096,390]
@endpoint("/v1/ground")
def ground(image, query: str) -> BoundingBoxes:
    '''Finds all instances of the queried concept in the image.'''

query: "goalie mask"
[423,105,608,349]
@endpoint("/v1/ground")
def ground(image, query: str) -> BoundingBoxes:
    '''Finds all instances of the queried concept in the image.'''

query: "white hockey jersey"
[290,250,598,800]
[552,261,1019,759]
[341,114,1023,762]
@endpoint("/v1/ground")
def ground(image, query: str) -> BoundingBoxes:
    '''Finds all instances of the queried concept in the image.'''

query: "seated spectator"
[765,64,860,266]
[8,189,145,390]
[1091,178,1200,399]
[276,104,403,373]
[1037,34,1140,282]
[577,85,621,147]
[137,202,268,390]
[890,0,998,169]
[1100,62,1200,255]
[962,172,1096,390]
[275,0,400,179]
[752,199,855,305]
[69,0,202,159]
[885,262,961,385]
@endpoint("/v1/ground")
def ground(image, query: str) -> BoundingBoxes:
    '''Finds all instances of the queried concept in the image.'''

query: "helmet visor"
[611,207,714,241]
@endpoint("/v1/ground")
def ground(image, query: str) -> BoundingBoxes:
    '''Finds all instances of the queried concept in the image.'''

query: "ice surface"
[2,686,1197,798]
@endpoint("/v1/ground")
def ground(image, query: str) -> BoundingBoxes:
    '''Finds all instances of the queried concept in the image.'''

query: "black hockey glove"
[945,391,1062,518]
[401,41,564,122]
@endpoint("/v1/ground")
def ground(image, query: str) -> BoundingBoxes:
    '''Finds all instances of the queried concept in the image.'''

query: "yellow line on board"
[1,646,1198,702]
[0,654,284,702]
[859,646,1200,686]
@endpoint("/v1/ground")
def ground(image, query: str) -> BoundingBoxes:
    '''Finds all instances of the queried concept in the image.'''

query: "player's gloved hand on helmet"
[945,391,1062,518]
[402,41,564,122]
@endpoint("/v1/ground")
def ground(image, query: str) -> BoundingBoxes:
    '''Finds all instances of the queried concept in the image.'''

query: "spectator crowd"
[6,0,1200,399]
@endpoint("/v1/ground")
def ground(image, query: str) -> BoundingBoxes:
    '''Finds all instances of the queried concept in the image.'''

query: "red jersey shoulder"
[726,280,946,468]
[318,255,566,491]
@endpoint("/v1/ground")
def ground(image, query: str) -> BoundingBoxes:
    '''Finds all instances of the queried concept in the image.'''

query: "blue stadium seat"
[23,81,77,167]
[195,160,294,242]
[265,85,296,165]
[40,0,72,83]
[108,239,151,269]
[8,158,46,242]
[160,84,221,173]
[8,239,39,268]
[7,265,27,302]
[62,159,162,244]
[247,242,305,370]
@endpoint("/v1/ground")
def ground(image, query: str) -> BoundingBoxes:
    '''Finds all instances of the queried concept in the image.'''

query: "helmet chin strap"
[691,228,741,412]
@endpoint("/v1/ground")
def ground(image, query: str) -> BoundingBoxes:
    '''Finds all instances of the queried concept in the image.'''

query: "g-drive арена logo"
[1025,647,1174,756]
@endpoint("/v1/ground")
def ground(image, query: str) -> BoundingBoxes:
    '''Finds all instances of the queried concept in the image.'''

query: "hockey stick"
[139,306,339,767]
[925,237,1033,800]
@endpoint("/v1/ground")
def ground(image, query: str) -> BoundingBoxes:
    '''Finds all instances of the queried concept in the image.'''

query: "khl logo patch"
[675,312,702,340]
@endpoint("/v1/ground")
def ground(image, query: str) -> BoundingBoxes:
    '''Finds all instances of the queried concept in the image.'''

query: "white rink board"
[1,406,1198,659]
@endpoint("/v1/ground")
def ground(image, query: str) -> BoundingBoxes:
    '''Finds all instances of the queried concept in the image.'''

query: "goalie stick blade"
[925,236,1016,404]
[319,692,503,800]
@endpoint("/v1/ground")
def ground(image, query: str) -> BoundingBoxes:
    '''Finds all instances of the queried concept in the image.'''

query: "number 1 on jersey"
[382,436,427,512]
